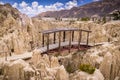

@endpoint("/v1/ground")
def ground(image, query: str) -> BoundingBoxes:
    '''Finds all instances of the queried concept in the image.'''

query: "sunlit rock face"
[99,43,120,80]
[58,41,120,80]
[70,69,104,80]
[103,21,120,42]
[99,52,113,80]
[0,54,69,80]
[35,54,69,80]
[1,59,35,80]
[0,4,57,55]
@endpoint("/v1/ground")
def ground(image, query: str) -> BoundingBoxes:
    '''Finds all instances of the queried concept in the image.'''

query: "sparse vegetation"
[79,64,95,74]
[69,20,75,25]
[111,10,120,20]
[66,63,75,73]
[102,17,106,23]
[81,17,90,21]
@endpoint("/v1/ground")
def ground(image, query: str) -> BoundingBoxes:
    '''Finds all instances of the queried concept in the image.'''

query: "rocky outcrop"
[99,52,113,80]
[1,59,35,80]
[70,69,104,80]
[0,53,69,80]
[103,21,120,42]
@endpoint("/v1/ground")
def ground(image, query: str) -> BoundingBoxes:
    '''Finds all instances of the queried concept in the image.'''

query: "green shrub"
[81,17,90,21]
[66,63,75,73]
[69,20,75,25]
[79,64,95,74]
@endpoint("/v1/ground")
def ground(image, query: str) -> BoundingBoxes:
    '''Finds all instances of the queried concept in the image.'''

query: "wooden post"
[63,31,66,42]
[42,34,44,47]
[69,31,72,53]
[47,33,49,53]
[78,30,82,51]
[30,41,33,50]
[58,31,61,54]
[72,31,74,41]
[86,32,89,46]
[53,32,56,44]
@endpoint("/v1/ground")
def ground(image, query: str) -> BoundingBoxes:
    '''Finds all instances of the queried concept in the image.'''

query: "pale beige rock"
[70,69,104,80]
[50,56,60,68]
[24,66,35,80]
[31,49,42,66]
[3,59,29,80]
[99,52,112,80]
[55,65,69,80]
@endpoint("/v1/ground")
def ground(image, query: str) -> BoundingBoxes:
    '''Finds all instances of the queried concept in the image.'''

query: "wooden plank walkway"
[0,41,103,61]
[38,41,94,53]
[0,52,32,61]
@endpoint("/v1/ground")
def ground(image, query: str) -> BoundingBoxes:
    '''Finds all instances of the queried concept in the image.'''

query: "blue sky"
[0,0,100,17]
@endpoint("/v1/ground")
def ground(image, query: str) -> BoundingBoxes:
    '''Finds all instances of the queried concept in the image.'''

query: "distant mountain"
[35,0,120,18]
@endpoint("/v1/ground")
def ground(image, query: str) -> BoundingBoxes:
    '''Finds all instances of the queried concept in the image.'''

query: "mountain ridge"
[35,0,120,18]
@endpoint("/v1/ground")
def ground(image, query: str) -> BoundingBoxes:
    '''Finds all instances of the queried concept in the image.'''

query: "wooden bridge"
[0,28,92,61]
[39,28,92,54]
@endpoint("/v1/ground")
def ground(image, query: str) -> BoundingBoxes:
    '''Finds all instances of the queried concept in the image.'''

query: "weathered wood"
[41,28,91,34]
[42,34,44,47]
[58,31,61,54]
[40,28,92,54]
[38,41,93,54]
[86,32,90,46]
[53,32,56,44]
[47,34,49,53]
[72,31,74,41]
[63,31,66,42]
[69,31,72,53]
[78,30,82,51]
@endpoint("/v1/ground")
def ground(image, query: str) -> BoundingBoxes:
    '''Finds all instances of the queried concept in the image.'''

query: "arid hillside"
[35,0,120,18]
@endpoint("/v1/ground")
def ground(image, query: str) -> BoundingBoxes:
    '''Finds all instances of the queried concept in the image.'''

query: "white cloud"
[44,2,64,11]
[13,0,78,17]
[65,0,78,9]
[38,5,45,12]
[26,6,33,11]
[93,0,100,1]
[54,2,64,7]
[45,5,56,11]
[19,1,28,8]
[32,1,38,8]
[12,2,18,8]
[0,1,4,5]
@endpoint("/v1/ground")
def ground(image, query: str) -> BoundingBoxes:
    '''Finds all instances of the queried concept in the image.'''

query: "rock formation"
[70,69,104,80]
[0,52,69,80]
[0,3,120,80]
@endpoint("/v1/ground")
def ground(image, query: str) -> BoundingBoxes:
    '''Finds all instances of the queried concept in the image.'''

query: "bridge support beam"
[53,32,56,44]
[78,30,82,51]
[47,34,49,53]
[86,32,90,46]
[69,31,72,53]
[58,31,61,54]
[63,31,66,42]
[42,34,44,47]
[72,31,74,42]
[40,28,91,54]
